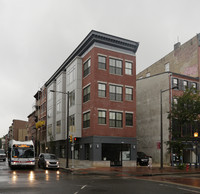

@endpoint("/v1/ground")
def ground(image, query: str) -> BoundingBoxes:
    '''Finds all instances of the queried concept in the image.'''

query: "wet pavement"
[62,165,200,189]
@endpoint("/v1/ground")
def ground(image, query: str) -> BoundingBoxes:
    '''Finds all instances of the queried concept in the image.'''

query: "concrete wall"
[66,57,82,138]
[137,35,199,79]
[59,158,136,168]
[136,73,171,164]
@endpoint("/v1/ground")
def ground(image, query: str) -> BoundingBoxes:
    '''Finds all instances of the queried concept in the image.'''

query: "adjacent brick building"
[8,120,28,141]
[136,33,200,165]
[45,30,139,167]
[137,34,200,79]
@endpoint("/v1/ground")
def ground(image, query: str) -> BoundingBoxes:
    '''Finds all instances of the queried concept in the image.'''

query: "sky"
[0,0,200,138]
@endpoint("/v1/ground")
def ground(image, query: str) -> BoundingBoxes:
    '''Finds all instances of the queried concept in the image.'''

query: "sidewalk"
[61,164,200,177]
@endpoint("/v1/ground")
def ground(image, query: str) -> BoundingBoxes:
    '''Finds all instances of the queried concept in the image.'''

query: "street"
[1,160,200,194]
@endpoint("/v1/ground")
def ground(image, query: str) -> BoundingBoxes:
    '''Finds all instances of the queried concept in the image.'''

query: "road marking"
[177,187,200,193]
[81,185,87,189]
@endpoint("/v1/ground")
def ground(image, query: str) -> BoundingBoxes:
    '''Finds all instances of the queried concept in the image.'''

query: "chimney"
[174,42,181,50]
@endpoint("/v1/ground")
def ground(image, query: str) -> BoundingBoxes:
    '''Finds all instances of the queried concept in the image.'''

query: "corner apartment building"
[136,33,200,165]
[45,30,139,167]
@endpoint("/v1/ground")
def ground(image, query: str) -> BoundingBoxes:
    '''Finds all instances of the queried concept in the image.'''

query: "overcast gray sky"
[0,0,200,137]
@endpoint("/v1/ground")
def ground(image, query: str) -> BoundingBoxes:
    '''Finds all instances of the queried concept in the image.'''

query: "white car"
[0,149,6,161]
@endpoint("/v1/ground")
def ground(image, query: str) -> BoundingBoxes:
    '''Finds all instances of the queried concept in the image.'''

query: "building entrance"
[102,144,122,166]
[102,143,131,167]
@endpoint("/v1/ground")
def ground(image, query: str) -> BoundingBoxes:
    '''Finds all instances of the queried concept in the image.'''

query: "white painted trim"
[83,57,91,65]
[83,83,91,89]
[125,111,134,114]
[125,85,134,88]
[109,109,123,113]
[98,53,107,57]
[109,83,123,87]
[97,81,107,84]
[97,108,107,111]
[83,110,90,114]
[125,59,134,63]
[109,56,123,61]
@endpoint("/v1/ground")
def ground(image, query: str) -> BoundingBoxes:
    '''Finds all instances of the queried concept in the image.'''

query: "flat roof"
[45,30,139,86]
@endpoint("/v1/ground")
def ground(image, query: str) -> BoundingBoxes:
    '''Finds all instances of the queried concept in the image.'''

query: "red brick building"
[46,30,139,167]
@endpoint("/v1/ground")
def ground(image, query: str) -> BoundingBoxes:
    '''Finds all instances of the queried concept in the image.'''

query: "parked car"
[38,153,59,169]
[137,152,151,166]
[0,149,6,161]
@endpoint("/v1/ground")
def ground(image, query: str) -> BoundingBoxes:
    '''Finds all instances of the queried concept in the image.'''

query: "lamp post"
[50,90,69,168]
[194,132,198,168]
[160,86,177,169]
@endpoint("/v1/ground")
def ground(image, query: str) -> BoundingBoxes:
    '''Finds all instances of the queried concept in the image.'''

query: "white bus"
[8,140,35,169]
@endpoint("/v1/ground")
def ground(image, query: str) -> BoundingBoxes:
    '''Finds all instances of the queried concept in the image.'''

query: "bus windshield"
[12,147,34,158]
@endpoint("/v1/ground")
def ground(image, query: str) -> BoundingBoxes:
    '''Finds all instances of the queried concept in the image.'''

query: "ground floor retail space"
[48,136,137,167]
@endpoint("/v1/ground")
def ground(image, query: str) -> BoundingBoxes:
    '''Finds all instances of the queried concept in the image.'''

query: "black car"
[38,153,59,169]
[137,152,151,166]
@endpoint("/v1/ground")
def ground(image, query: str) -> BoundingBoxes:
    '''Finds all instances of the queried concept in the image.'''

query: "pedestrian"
[148,157,152,169]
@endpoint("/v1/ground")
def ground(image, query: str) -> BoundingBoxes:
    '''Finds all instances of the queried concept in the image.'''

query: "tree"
[167,87,200,164]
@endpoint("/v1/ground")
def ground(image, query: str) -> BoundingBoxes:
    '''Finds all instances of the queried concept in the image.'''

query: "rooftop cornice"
[45,30,139,86]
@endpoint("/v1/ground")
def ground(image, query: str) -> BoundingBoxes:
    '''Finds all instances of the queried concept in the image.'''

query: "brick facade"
[82,47,136,138]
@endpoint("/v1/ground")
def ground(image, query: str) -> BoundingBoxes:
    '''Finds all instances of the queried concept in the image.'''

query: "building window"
[47,107,52,118]
[165,63,169,72]
[67,67,75,85]
[146,72,150,77]
[98,110,106,124]
[56,101,61,113]
[56,80,61,92]
[173,78,179,89]
[69,114,75,128]
[109,58,122,75]
[56,120,61,134]
[83,85,90,103]
[83,59,91,77]
[48,124,52,135]
[69,90,75,107]
[126,113,133,126]
[98,56,106,70]
[83,112,90,128]
[183,80,188,91]
[98,83,106,98]
[192,82,197,89]
[109,85,123,101]
[109,112,123,128]
[125,87,133,101]
[125,61,132,75]
[48,89,53,100]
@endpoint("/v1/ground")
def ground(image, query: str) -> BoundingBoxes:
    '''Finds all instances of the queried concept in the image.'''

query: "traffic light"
[69,135,72,142]
[74,137,77,141]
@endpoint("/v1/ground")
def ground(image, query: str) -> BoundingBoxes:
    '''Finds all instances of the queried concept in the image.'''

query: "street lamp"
[194,132,198,168]
[160,86,177,169]
[50,90,69,168]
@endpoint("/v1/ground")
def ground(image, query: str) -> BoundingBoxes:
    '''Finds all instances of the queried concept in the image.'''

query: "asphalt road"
[1,160,200,194]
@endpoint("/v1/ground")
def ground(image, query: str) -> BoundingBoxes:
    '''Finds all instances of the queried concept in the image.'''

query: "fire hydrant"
[186,163,189,171]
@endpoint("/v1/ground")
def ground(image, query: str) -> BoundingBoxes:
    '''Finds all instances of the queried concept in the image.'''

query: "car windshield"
[44,154,57,159]
[0,150,5,154]
[137,152,147,157]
